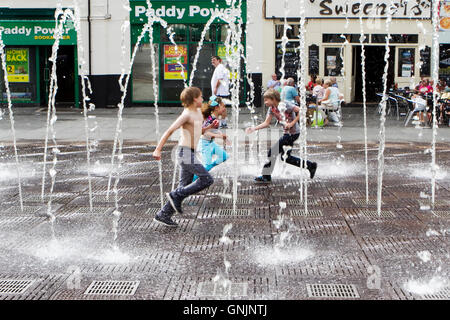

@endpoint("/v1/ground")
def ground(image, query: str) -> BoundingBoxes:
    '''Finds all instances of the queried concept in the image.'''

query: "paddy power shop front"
[0,19,78,107]
[130,0,247,105]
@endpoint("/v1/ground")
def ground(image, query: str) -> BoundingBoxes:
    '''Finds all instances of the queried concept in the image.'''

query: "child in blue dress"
[194,95,229,181]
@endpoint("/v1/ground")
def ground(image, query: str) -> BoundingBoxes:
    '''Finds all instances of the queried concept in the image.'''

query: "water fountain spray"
[359,15,370,204]
[214,223,233,297]
[44,5,76,238]
[430,0,440,208]
[279,0,291,85]
[0,31,23,211]
[73,0,94,212]
[297,0,308,208]
[220,0,244,214]
[377,1,395,215]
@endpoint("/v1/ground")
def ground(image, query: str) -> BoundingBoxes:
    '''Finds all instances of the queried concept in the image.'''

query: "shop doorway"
[40,45,76,107]
[354,45,395,102]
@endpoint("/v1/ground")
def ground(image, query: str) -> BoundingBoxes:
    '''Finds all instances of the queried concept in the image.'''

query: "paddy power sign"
[130,0,247,24]
[5,48,29,83]
[0,20,76,45]
[266,0,432,19]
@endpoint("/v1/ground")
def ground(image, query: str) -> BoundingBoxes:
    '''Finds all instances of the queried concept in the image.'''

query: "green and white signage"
[0,20,77,45]
[130,0,247,24]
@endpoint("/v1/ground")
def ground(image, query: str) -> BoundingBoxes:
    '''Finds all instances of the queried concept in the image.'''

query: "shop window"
[323,34,369,43]
[420,46,431,77]
[439,44,450,81]
[275,25,300,40]
[398,48,415,77]
[190,24,216,42]
[275,41,300,81]
[372,34,418,44]
[161,24,187,42]
[324,47,343,77]
[132,43,159,102]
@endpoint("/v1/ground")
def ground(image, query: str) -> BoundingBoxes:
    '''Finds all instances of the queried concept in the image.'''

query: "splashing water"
[297,0,308,208]
[0,31,23,211]
[43,5,77,238]
[359,15,370,204]
[404,276,449,296]
[377,1,394,216]
[417,251,432,263]
[430,0,440,209]
[214,223,233,297]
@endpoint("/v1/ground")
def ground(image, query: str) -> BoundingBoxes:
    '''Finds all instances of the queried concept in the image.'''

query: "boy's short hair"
[315,77,323,85]
[180,87,202,108]
[324,79,332,86]
[263,88,281,102]
[212,55,222,61]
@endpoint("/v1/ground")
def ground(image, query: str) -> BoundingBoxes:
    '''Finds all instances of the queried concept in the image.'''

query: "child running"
[245,88,318,182]
[193,95,229,181]
[152,87,217,227]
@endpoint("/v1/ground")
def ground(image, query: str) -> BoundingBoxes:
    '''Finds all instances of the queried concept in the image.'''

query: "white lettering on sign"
[266,0,432,19]
[135,5,146,17]
[0,26,33,36]
[134,5,236,20]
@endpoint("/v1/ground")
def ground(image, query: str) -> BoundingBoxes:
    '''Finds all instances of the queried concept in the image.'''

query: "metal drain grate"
[353,199,381,206]
[221,198,253,204]
[306,284,360,298]
[287,199,317,206]
[0,279,36,294]
[84,281,139,296]
[290,209,323,217]
[431,211,450,218]
[197,282,248,297]
[359,210,395,218]
[217,209,251,217]
[421,287,450,300]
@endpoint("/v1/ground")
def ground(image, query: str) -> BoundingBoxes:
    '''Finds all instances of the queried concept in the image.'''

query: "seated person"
[267,73,281,91]
[281,77,300,105]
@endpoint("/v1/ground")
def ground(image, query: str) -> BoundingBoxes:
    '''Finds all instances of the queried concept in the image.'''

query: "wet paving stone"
[0,141,449,299]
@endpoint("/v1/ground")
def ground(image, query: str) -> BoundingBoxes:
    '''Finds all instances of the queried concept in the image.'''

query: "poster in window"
[327,56,337,70]
[164,45,188,80]
[5,48,29,83]
[440,1,450,30]
[402,64,412,77]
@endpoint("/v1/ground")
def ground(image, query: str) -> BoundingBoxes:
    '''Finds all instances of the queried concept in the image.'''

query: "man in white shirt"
[211,56,230,98]
[267,74,281,91]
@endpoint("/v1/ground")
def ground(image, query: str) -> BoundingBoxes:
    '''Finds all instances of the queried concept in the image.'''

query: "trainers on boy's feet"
[309,162,317,179]
[166,192,183,215]
[153,214,178,227]
[254,175,271,183]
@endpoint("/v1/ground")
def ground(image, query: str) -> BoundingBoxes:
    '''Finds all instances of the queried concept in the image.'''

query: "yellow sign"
[6,48,29,82]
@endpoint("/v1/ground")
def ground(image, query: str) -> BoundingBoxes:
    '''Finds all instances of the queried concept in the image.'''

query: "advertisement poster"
[440,1,450,31]
[402,64,412,77]
[217,44,237,80]
[5,48,29,82]
[163,45,187,80]
[327,56,337,70]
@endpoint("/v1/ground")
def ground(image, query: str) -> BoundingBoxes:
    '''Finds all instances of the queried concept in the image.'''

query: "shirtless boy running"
[152,87,217,227]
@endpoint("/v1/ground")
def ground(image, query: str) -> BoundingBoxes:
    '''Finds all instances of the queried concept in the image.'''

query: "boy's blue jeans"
[158,146,214,218]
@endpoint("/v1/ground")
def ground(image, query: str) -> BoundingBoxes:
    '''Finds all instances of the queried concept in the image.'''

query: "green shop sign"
[0,20,77,45]
[130,0,247,24]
